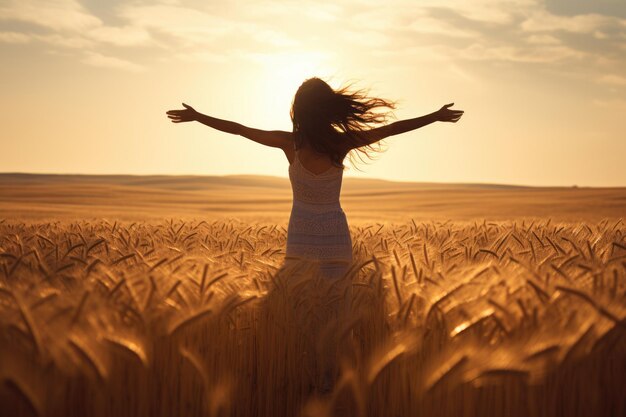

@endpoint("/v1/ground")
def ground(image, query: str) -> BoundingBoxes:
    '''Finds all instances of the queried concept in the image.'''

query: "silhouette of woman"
[166,77,463,393]
[166,77,462,277]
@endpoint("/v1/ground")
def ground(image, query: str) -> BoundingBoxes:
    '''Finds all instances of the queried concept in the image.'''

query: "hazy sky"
[1,0,625,186]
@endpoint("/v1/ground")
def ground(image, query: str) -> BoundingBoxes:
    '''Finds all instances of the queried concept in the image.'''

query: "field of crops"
[1,217,625,417]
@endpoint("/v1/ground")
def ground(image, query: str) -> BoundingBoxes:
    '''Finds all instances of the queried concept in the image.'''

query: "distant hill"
[1,173,624,222]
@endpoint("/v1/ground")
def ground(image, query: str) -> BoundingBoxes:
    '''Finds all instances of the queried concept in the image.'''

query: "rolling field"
[2,173,625,222]
[1,174,625,417]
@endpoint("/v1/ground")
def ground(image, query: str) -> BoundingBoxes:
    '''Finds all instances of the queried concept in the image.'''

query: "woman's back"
[288,144,344,207]
[286,141,353,279]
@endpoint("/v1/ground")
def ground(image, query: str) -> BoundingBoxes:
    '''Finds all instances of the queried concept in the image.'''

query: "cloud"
[0,0,156,71]
[406,14,478,38]
[116,4,233,45]
[597,74,626,86]
[0,1,153,47]
[0,31,30,43]
[592,97,626,109]
[387,1,626,71]
[525,34,561,44]
[0,0,625,81]
[544,0,626,19]
[242,0,342,22]
[521,10,624,34]
[86,25,152,47]
[117,3,298,53]
[342,29,391,48]
[342,1,598,66]
[34,33,95,49]
[81,51,144,72]
[458,43,586,63]
[0,0,101,32]
[173,50,227,63]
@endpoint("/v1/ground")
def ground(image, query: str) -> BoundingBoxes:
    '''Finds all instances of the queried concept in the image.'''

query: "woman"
[166,78,463,393]
[166,77,463,280]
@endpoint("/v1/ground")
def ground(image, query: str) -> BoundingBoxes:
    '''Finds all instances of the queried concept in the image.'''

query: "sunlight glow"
[254,51,335,124]
[1,0,625,185]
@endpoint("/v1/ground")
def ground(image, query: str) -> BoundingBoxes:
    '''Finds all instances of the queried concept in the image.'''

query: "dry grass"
[0,217,625,417]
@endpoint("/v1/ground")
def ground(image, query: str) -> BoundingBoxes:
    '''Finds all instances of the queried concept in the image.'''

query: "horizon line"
[1,171,624,189]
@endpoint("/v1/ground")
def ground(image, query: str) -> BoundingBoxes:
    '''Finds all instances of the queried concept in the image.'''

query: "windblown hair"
[290,77,397,170]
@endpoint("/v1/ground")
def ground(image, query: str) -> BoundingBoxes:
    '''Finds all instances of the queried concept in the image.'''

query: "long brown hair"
[290,77,397,171]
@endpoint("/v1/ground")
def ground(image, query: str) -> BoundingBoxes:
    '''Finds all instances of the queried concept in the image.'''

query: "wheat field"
[1,216,625,417]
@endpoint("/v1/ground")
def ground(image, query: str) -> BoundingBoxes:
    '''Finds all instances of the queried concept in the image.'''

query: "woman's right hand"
[435,103,464,123]
[166,103,199,123]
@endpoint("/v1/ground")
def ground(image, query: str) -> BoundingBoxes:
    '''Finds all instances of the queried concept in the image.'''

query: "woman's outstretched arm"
[353,103,464,148]
[166,103,292,149]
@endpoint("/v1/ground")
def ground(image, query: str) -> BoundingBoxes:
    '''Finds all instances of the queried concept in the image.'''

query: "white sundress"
[285,142,353,280]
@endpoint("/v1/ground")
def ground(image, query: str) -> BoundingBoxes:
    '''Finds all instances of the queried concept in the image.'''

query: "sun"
[255,51,337,125]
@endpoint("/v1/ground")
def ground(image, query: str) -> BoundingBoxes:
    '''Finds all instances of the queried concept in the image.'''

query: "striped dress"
[285,143,353,280]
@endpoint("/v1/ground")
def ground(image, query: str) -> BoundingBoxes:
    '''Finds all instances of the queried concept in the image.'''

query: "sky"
[1,0,625,187]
